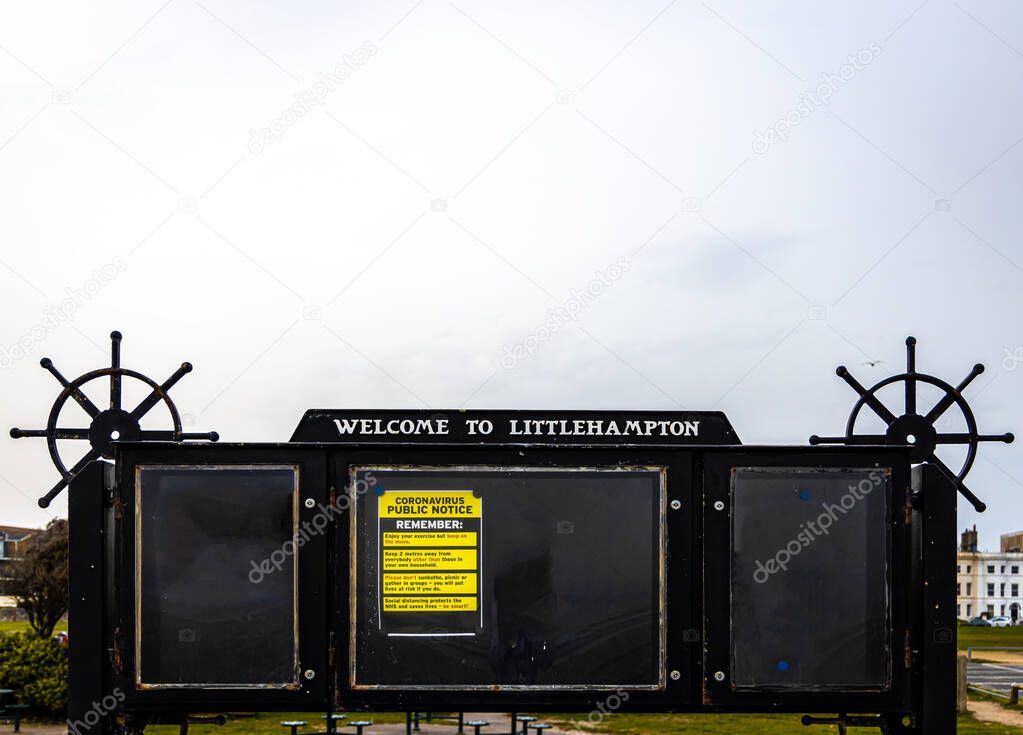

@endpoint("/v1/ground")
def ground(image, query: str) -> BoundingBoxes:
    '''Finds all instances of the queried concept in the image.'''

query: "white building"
[0,525,34,608]
[957,526,1023,622]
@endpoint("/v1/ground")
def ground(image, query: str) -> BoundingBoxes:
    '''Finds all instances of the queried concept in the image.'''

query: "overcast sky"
[1,0,1021,543]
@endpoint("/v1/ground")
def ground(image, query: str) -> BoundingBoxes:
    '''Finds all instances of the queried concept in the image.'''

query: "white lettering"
[334,418,359,434]
[334,417,450,436]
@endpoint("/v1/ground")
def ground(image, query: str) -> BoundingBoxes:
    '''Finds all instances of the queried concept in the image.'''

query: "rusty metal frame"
[133,463,302,690]
[68,439,945,731]
[727,466,894,693]
[345,464,668,692]
[700,449,911,714]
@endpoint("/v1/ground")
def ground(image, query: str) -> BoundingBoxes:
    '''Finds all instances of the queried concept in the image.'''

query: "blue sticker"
[375,486,386,496]
[777,660,790,672]
[798,489,812,502]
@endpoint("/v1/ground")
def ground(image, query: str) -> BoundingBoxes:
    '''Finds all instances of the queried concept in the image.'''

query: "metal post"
[68,462,111,735]
[916,463,957,735]
[957,655,968,712]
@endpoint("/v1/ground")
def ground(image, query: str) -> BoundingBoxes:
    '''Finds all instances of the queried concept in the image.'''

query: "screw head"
[304,498,316,509]
[670,499,682,510]
[713,500,725,511]
[669,669,681,680]
[303,669,315,680]
[714,671,725,682]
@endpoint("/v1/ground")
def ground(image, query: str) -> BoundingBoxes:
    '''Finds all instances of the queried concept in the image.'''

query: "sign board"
[290,409,739,445]
[60,407,956,735]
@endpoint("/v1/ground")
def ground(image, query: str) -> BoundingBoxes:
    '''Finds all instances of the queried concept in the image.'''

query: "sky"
[0,0,1021,543]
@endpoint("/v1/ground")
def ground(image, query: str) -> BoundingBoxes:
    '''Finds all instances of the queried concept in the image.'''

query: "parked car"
[989,616,1012,627]
[967,616,992,626]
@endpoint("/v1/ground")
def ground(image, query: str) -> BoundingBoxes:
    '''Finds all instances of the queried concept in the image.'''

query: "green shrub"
[0,632,68,715]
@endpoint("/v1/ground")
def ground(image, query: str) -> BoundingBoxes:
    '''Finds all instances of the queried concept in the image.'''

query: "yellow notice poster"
[377,490,482,626]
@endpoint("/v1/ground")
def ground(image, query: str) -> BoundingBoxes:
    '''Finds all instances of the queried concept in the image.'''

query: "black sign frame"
[54,402,964,735]
[330,446,696,712]
[90,437,926,720]
[701,449,911,712]
[112,446,331,712]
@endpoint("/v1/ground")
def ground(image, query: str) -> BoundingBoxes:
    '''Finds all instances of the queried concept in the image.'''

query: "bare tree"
[11,519,68,638]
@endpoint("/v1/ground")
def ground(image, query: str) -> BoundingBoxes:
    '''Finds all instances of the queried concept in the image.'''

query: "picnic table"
[0,690,28,733]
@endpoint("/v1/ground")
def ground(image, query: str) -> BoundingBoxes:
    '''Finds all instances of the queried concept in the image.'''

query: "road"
[969,660,1023,693]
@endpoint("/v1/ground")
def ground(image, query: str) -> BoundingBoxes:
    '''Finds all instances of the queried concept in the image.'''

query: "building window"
[988,605,996,615]
[957,583,962,595]
[989,584,996,596]
[968,565,972,573]
[1014,566,1020,575]
[989,565,996,574]
[1013,584,1019,597]
[957,604,962,616]
[967,604,973,616]
[967,583,973,595]
[958,565,962,573]
[1002,583,1007,596]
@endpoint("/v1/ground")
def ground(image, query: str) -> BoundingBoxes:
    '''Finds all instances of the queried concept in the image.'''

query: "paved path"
[969,660,1023,693]
[9,721,65,735]
[969,699,1023,727]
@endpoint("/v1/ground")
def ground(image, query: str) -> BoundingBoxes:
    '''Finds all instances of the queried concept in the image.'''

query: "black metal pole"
[68,462,111,735]
[916,463,957,735]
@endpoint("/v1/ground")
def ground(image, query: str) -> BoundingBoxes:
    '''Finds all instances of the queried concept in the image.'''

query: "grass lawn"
[6,619,1023,733]
[545,711,1023,735]
[0,618,70,636]
[959,624,1023,650]
[146,712,407,735]
[6,619,1019,646]
[0,620,34,635]
[142,709,1023,735]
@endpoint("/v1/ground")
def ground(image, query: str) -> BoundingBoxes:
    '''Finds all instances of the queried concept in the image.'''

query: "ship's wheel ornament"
[810,336,1013,513]
[10,331,218,508]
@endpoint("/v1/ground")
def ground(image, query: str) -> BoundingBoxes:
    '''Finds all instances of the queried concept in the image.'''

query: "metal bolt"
[304,669,315,680]
[304,498,316,509]
[713,501,725,511]
[670,499,682,510]
[714,671,725,682]
[669,670,681,681]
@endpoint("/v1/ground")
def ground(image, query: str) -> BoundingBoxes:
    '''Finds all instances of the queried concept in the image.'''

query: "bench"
[0,704,29,733]
[408,713,464,734]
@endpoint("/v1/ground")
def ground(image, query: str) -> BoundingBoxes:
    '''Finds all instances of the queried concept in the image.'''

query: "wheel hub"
[88,408,142,459]
[885,414,936,462]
